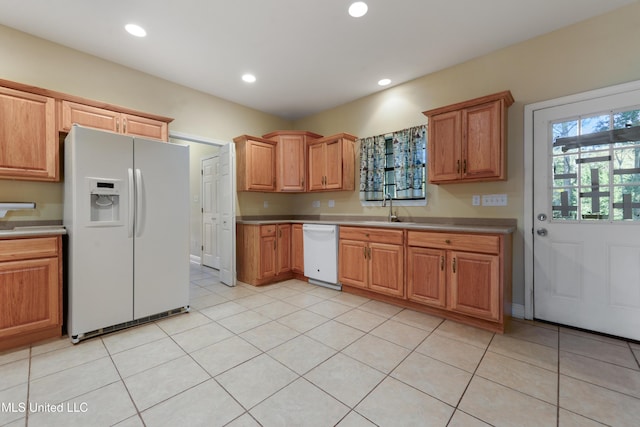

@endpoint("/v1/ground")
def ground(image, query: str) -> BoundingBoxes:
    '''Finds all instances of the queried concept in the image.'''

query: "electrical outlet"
[482,194,508,206]
[328,200,335,208]
[312,200,321,208]
[472,195,480,206]
[263,201,269,208]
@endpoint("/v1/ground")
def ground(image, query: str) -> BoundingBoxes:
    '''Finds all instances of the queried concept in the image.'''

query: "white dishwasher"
[302,224,340,290]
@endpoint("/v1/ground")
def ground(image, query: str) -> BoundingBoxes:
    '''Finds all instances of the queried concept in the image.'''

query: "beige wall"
[1,2,640,306]
[292,2,640,305]
[0,24,291,224]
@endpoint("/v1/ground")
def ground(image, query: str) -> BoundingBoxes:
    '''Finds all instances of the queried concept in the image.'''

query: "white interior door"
[219,142,236,286]
[202,155,220,269]
[533,88,640,341]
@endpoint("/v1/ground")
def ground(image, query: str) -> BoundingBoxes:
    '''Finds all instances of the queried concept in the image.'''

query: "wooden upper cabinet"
[307,133,356,192]
[233,135,277,192]
[423,91,513,184]
[61,101,169,141]
[0,86,58,181]
[263,130,322,192]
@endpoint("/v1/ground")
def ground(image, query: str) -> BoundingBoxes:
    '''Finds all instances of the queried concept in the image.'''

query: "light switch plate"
[312,200,321,208]
[263,201,269,208]
[328,200,335,208]
[472,195,480,206]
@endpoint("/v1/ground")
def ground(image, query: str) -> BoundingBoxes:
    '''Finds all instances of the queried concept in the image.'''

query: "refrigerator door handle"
[135,168,143,237]
[128,168,134,237]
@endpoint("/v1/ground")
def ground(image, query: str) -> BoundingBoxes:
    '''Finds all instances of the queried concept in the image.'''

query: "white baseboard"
[190,254,201,264]
[511,303,525,319]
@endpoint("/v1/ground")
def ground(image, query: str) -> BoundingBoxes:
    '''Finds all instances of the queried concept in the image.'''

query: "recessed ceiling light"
[125,24,146,37]
[348,2,368,18]
[378,78,391,86]
[242,74,257,83]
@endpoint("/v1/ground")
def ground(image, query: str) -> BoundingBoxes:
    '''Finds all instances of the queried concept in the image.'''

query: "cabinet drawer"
[0,237,59,261]
[261,225,277,237]
[340,226,403,245]
[407,231,499,254]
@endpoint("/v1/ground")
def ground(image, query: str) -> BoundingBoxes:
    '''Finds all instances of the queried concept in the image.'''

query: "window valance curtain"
[359,125,426,200]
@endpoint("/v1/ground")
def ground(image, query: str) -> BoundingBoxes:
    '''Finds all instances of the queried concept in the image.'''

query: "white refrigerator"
[64,125,190,343]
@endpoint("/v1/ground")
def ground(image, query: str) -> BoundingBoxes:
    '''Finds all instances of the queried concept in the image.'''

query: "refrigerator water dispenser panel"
[88,177,122,223]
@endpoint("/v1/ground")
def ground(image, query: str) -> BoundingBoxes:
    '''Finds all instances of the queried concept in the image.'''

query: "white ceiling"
[0,0,635,120]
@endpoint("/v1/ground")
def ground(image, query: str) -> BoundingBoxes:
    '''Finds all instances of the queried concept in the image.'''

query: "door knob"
[536,228,548,236]
[537,213,547,221]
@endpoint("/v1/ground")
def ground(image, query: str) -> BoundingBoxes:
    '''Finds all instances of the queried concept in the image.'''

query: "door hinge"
[201,169,203,175]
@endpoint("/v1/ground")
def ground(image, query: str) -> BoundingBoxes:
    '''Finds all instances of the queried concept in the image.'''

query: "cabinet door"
[307,142,325,191]
[61,101,120,133]
[291,224,304,273]
[338,239,367,289]
[368,242,404,297]
[0,257,59,339]
[324,139,343,189]
[122,113,168,141]
[277,135,306,191]
[277,224,292,275]
[246,140,276,191]
[0,87,57,181]
[407,246,446,308]
[260,235,277,279]
[463,100,502,180]
[449,251,500,321]
[428,110,462,182]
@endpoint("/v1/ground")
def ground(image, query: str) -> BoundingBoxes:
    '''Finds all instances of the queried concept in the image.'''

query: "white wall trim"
[190,254,201,265]
[523,79,640,321]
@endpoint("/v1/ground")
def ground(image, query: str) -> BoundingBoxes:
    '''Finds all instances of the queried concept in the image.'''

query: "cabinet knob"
[445,239,451,244]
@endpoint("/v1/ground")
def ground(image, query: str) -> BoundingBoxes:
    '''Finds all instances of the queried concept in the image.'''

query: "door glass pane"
[552,188,578,220]
[550,111,640,223]
[553,154,577,187]
[613,186,640,220]
[553,120,578,154]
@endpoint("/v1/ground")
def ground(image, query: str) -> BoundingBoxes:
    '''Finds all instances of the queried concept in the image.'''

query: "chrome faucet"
[382,193,398,222]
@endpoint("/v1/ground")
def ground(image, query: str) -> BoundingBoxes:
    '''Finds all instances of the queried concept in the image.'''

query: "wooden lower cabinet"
[403,230,509,331]
[0,236,63,351]
[236,224,293,286]
[407,246,447,308]
[342,227,511,334]
[338,227,404,298]
[449,251,500,321]
[276,224,291,275]
[291,224,304,274]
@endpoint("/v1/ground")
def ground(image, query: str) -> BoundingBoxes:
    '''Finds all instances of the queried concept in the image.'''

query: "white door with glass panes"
[533,88,640,341]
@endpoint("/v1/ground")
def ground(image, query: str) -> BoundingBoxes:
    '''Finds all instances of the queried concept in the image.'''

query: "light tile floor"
[2,264,640,426]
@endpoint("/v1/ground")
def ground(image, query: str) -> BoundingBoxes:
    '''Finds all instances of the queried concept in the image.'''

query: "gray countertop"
[0,225,67,238]
[237,219,515,234]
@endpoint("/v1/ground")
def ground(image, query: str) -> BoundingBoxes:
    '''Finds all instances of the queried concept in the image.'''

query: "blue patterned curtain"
[359,125,426,200]
[393,126,426,199]
[359,135,386,200]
